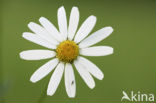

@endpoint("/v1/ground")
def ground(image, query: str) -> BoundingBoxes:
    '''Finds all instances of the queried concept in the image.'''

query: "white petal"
[74,60,95,89]
[28,22,59,45]
[79,27,113,48]
[77,56,104,80]
[65,63,76,98]
[68,7,79,40]
[22,32,56,49]
[47,62,64,96]
[39,17,64,42]
[30,58,59,83]
[80,46,113,56]
[57,6,67,40]
[19,50,56,60]
[74,16,96,43]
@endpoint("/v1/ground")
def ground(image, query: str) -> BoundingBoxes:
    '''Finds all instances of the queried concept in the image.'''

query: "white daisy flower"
[19,6,114,98]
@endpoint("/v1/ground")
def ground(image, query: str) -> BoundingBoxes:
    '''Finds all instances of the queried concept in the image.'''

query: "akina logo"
[121,91,154,102]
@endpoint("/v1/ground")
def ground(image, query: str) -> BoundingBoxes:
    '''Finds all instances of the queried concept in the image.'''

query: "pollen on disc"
[56,40,79,63]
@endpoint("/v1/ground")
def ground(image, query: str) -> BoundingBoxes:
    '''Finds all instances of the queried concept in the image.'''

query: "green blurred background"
[0,0,156,103]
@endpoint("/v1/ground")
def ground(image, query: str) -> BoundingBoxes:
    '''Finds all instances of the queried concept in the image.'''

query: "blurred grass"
[0,0,5,102]
[0,0,3,81]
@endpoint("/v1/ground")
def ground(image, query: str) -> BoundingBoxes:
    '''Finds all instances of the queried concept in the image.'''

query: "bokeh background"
[0,0,156,103]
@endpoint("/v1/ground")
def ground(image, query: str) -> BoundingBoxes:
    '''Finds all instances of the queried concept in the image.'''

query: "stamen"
[56,40,79,63]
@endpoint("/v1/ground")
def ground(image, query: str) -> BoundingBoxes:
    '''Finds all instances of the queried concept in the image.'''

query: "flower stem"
[37,83,48,103]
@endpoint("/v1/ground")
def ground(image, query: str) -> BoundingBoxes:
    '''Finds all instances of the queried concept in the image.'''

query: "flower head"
[19,6,114,98]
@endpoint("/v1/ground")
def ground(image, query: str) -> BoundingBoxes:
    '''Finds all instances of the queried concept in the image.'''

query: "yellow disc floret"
[56,40,79,63]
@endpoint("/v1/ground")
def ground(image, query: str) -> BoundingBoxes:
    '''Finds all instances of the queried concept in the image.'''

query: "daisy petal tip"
[97,73,104,80]
[47,93,52,96]
[110,26,113,30]
[47,91,53,96]
[90,84,95,89]
[28,22,34,28]
[67,92,76,98]
[99,74,104,80]
[19,52,24,59]
[30,78,37,83]
[72,6,78,10]
[69,95,75,98]
[19,51,30,60]
[107,26,114,32]
[22,33,29,39]
[110,47,114,54]
[47,94,51,96]
[30,75,39,83]
[39,16,45,21]
[58,6,65,10]
[28,22,33,25]
[89,81,95,89]
[22,32,29,38]
[105,47,114,56]
[22,32,26,34]
[90,15,97,20]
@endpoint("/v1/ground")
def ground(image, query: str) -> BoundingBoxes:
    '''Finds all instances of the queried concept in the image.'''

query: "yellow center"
[56,40,79,63]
